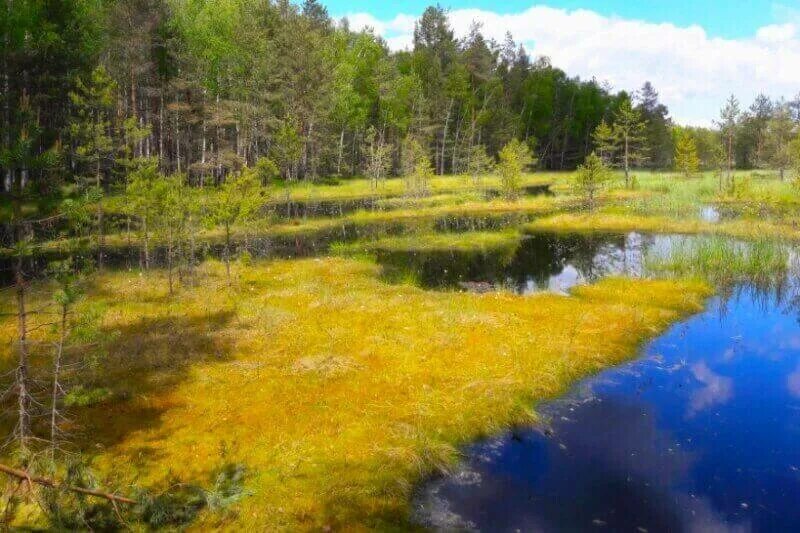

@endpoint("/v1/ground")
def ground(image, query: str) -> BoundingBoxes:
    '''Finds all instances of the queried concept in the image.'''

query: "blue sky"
[323,1,793,39]
[325,2,800,125]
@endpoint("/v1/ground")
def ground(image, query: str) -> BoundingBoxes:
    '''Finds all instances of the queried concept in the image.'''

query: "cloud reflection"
[689,362,734,417]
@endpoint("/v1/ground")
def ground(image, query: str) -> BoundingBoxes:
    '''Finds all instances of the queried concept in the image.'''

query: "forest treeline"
[4,0,800,196]
[6,0,796,199]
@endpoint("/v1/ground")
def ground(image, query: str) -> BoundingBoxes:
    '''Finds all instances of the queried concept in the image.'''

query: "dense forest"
[5,0,799,196]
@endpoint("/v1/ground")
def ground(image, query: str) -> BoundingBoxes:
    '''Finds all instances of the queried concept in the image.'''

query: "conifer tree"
[612,98,648,188]
[205,170,263,284]
[674,131,701,178]
[69,66,118,269]
[592,120,618,166]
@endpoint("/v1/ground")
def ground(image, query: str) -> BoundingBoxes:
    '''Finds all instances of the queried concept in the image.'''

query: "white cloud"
[343,5,800,126]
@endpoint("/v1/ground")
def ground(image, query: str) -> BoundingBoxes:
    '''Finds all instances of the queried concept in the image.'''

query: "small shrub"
[497,139,534,201]
[64,386,112,407]
[137,462,250,527]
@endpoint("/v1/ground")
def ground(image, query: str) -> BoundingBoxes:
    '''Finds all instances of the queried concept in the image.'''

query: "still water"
[413,235,800,532]
[376,232,682,294]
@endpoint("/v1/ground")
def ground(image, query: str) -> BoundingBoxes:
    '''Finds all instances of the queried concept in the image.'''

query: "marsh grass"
[645,236,790,287]
[0,258,710,530]
[525,212,800,243]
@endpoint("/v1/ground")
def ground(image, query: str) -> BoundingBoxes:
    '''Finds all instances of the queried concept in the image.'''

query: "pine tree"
[674,131,701,178]
[613,98,648,188]
[592,120,618,166]
[69,66,118,269]
[574,152,612,210]
[205,170,263,284]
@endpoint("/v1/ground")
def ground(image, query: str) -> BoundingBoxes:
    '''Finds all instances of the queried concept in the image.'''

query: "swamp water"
[375,232,679,294]
[410,233,800,532]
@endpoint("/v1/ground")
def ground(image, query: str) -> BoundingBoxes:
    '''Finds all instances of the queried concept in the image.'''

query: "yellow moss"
[1,257,710,530]
[525,212,800,241]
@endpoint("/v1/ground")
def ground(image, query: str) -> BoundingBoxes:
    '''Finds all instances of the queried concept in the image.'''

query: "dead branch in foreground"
[0,463,136,505]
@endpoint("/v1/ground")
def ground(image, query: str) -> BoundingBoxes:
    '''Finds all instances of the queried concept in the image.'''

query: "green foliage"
[254,157,280,185]
[69,66,118,188]
[137,462,250,528]
[270,121,304,180]
[205,171,263,230]
[125,158,163,241]
[791,137,800,183]
[463,144,495,186]
[573,152,612,210]
[592,120,617,165]
[41,460,122,531]
[401,137,433,198]
[63,386,112,408]
[674,130,701,178]
[612,97,648,186]
[35,458,250,530]
[365,126,392,189]
[497,139,534,200]
[764,104,795,179]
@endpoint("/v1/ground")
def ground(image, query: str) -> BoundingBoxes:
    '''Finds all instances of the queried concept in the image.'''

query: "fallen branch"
[0,463,136,505]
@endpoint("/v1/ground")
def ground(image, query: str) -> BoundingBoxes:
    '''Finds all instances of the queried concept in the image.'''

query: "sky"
[320,1,800,126]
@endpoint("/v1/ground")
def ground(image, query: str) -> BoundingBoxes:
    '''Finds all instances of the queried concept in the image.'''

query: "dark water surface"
[414,253,800,531]
[378,232,678,294]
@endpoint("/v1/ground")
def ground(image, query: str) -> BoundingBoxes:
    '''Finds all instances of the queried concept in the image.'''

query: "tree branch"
[0,463,137,505]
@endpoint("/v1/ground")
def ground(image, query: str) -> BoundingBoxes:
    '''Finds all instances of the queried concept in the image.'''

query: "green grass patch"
[645,236,790,287]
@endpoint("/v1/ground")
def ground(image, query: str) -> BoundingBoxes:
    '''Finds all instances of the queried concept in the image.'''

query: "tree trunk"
[452,114,462,174]
[440,98,454,175]
[176,121,182,175]
[143,215,150,270]
[624,135,630,188]
[158,88,164,167]
[225,223,232,285]
[15,256,30,451]
[167,230,174,295]
[96,157,104,270]
[50,304,68,457]
[337,128,345,176]
[201,118,207,187]
[188,221,196,285]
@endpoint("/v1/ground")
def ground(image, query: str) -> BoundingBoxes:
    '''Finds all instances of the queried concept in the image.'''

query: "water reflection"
[414,282,800,531]
[377,232,692,295]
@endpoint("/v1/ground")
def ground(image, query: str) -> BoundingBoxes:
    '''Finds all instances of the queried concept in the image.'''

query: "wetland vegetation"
[4,0,800,530]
